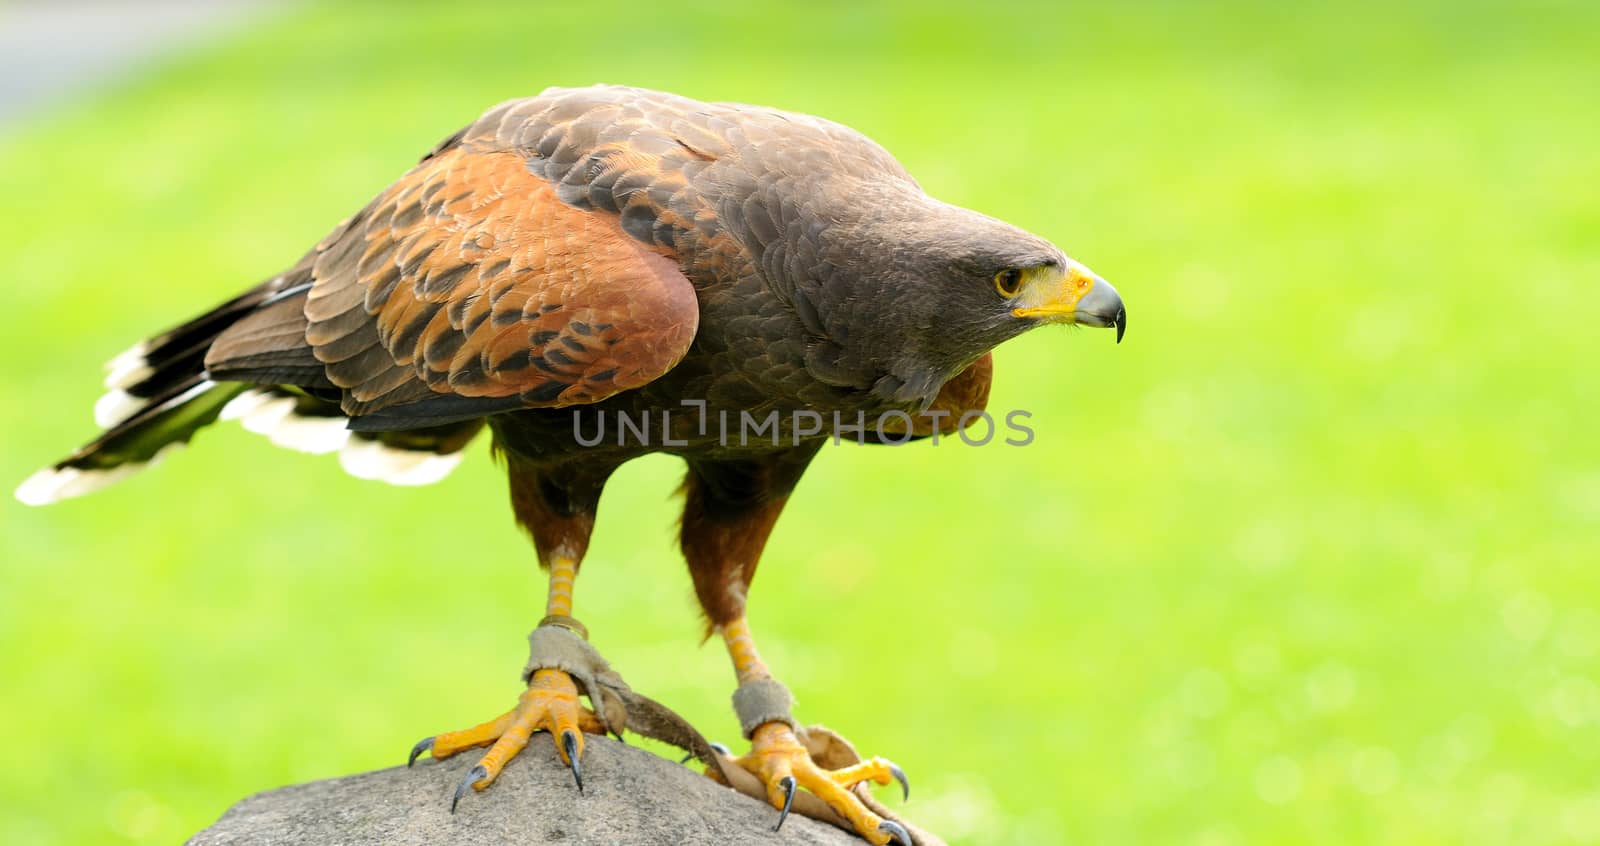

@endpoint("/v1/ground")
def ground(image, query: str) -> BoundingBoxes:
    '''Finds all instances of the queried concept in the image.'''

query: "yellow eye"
[994,268,1024,298]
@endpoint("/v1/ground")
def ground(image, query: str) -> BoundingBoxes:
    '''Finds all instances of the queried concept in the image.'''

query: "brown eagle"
[18,85,1124,844]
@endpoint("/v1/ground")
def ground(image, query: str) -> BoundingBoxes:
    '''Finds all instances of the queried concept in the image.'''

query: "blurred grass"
[2,1,1598,844]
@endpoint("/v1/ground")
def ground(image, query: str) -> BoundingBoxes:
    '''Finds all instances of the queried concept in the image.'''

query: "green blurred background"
[2,1,1597,844]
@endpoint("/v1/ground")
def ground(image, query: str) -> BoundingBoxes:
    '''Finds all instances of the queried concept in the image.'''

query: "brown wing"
[300,143,699,419]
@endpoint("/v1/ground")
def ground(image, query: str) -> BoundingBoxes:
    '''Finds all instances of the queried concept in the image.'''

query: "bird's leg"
[680,451,909,845]
[410,456,618,810]
[717,616,909,845]
[409,555,607,806]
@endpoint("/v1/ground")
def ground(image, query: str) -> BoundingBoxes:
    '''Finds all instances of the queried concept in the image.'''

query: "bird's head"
[925,218,1126,345]
[810,190,1125,405]
[995,258,1126,341]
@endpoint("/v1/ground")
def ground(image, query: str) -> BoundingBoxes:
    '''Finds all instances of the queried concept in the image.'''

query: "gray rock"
[187,735,861,845]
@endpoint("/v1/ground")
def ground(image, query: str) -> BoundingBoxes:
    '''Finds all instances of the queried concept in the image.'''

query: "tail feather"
[17,377,246,505]
[19,269,484,506]
[93,278,293,429]
[221,387,481,486]
[220,388,352,455]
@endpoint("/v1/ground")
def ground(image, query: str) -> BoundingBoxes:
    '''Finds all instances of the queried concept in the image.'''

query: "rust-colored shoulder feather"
[297,144,699,419]
[876,353,994,439]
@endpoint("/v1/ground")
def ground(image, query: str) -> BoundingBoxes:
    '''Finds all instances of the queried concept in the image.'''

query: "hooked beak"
[1011,263,1127,343]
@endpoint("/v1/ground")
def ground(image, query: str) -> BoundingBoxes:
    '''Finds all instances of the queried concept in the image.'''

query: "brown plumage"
[18,85,1125,842]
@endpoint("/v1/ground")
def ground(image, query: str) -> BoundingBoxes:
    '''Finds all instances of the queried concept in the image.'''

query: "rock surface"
[187,734,861,845]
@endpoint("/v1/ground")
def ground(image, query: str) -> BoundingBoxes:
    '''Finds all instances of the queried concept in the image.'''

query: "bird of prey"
[18,85,1124,844]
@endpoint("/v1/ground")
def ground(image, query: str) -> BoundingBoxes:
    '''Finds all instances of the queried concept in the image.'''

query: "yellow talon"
[414,668,604,799]
[733,722,907,845]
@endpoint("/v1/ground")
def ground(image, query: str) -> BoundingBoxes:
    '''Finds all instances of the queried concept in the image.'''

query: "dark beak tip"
[1114,308,1127,344]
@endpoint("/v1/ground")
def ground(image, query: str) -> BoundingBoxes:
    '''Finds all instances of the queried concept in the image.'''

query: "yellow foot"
[733,722,911,845]
[408,668,606,811]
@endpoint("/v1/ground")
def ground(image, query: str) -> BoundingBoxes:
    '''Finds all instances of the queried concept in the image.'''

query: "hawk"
[18,85,1124,844]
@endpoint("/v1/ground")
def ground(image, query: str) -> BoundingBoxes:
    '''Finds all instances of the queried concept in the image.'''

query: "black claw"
[878,819,911,845]
[408,737,434,768]
[561,730,584,793]
[679,751,695,764]
[451,764,487,814]
[888,761,910,801]
[773,775,797,832]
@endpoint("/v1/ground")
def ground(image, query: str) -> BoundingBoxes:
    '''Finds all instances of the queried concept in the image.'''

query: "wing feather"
[302,144,699,420]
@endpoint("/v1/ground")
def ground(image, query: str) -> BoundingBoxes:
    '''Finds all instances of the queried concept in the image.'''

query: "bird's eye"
[993,268,1024,298]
